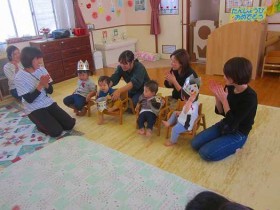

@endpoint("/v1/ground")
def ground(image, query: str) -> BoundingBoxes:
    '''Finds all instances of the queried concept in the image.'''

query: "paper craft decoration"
[92,11,98,19]
[118,0,123,7]
[106,15,112,22]
[230,7,267,22]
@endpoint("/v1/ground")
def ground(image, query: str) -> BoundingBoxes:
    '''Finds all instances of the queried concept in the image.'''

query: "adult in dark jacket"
[110,50,150,107]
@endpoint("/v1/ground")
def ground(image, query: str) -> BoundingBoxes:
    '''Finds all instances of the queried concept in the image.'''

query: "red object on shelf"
[73,28,86,36]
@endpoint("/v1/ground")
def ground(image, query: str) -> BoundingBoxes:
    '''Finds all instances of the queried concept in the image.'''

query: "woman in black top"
[164,49,198,101]
[191,57,258,161]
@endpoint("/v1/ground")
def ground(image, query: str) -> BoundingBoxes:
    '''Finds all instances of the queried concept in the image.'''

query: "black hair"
[170,49,190,76]
[20,47,43,68]
[185,191,229,210]
[118,50,134,64]
[144,80,158,94]
[77,70,90,75]
[223,57,252,85]
[6,45,19,61]
[219,202,253,210]
[98,75,111,85]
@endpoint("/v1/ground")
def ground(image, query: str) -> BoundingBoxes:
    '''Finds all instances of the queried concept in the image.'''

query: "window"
[0,0,75,43]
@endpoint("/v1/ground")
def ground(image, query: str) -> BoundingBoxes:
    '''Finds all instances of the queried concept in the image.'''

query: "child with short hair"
[163,75,201,146]
[136,80,164,137]
[96,76,121,124]
[63,60,96,116]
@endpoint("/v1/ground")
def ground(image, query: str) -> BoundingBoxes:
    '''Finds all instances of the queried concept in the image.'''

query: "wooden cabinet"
[30,35,95,83]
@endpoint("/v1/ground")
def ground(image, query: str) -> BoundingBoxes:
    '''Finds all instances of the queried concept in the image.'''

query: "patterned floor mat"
[0,102,83,168]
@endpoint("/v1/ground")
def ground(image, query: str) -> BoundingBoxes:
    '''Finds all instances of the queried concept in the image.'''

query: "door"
[158,0,183,59]
[186,0,220,62]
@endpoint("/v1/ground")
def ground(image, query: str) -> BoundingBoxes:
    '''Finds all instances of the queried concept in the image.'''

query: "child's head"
[21,47,43,69]
[185,191,229,210]
[181,74,201,101]
[144,80,158,98]
[98,76,111,93]
[77,60,90,81]
[223,57,252,85]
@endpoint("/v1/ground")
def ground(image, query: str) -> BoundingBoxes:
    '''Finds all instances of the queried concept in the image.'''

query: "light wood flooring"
[1,63,279,209]
[95,63,280,108]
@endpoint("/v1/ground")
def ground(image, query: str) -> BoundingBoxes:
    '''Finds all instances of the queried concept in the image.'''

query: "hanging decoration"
[98,0,104,14]
[266,0,280,15]
[111,0,115,12]
[92,11,98,19]
[116,9,121,16]
[128,0,133,7]
[86,3,91,9]
[106,15,112,22]
[91,0,96,2]
[118,0,123,7]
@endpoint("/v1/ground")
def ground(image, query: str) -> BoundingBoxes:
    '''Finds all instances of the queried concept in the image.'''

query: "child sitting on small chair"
[136,80,164,137]
[63,60,96,116]
[162,75,201,146]
[97,76,121,124]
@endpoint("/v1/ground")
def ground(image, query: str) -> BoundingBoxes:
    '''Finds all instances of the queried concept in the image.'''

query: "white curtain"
[52,0,75,30]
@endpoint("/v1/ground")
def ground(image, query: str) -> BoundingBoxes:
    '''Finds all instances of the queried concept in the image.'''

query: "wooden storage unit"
[206,22,267,79]
[30,35,95,83]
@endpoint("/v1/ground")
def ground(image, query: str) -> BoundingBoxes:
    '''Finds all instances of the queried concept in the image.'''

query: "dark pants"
[129,91,142,108]
[10,89,21,101]
[63,94,86,111]
[28,102,76,137]
[137,111,157,130]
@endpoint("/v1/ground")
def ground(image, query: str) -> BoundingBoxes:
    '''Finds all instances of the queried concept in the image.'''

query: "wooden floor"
[95,63,280,108]
[1,63,279,209]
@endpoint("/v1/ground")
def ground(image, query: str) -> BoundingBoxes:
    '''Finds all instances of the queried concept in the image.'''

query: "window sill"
[6,36,43,44]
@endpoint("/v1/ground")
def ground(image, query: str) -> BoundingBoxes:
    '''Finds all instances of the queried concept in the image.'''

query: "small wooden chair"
[101,91,135,124]
[135,95,170,136]
[165,101,206,139]
[261,51,280,78]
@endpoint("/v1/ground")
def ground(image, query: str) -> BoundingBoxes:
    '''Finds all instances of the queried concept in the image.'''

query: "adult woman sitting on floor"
[3,45,22,100]
[14,47,76,137]
[164,49,198,108]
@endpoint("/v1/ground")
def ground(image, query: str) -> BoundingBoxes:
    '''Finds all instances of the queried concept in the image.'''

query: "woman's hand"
[39,74,50,87]
[111,89,121,101]
[165,71,176,84]
[215,85,228,104]
[209,80,220,97]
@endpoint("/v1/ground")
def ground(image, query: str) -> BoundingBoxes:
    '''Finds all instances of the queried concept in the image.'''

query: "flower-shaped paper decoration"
[106,15,112,22]
[86,3,91,9]
[92,11,98,19]
[128,0,133,7]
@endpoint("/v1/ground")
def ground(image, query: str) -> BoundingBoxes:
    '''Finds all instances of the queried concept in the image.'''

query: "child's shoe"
[137,128,145,135]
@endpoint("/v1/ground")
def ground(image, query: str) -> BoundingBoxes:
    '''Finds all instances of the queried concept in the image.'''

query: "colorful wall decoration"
[160,0,179,15]
[230,7,267,21]
[225,0,254,13]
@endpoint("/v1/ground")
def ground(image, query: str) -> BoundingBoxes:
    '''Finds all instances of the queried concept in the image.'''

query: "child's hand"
[86,95,91,102]
[188,93,197,103]
[175,111,180,117]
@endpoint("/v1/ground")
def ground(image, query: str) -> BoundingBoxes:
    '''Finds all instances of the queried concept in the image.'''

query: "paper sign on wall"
[230,7,267,22]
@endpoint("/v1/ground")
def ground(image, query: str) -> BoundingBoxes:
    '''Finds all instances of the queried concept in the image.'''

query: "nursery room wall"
[79,0,184,59]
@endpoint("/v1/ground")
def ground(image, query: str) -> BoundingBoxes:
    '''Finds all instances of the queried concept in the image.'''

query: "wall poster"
[225,0,254,13]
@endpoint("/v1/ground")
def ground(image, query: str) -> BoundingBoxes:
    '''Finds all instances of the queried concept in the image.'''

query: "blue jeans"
[191,122,248,161]
[63,94,86,111]
[10,89,21,101]
[167,112,187,144]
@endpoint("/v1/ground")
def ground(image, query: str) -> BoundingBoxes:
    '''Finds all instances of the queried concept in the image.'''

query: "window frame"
[3,0,57,41]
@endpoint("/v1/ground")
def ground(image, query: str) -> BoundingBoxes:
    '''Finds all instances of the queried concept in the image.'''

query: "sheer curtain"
[52,0,75,30]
